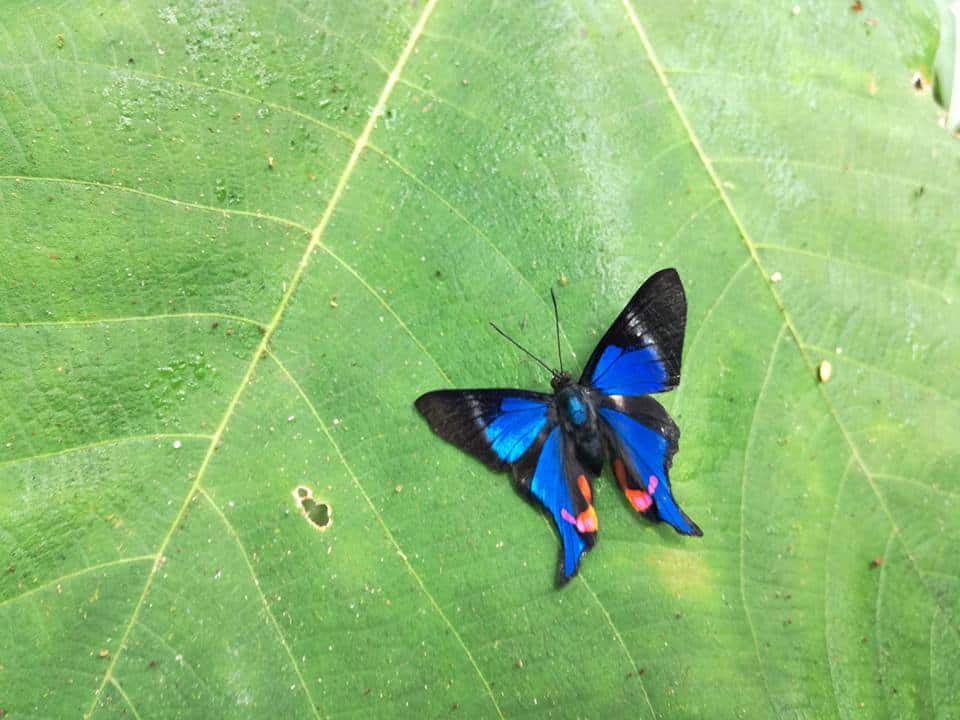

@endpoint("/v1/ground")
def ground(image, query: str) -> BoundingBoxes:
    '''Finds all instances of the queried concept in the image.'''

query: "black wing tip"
[414,388,459,417]
[413,390,443,414]
[650,267,680,281]
[555,563,579,587]
[644,267,683,291]
[681,514,704,537]
[413,391,437,420]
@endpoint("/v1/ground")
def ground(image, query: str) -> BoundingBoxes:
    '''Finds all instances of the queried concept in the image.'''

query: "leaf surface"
[1,1,958,718]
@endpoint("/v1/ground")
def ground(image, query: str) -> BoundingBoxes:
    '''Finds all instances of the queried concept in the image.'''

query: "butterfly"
[415,268,701,584]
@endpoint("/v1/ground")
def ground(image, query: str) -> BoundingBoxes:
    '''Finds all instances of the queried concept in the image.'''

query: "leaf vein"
[753,244,952,303]
[713,155,951,197]
[82,1,442,715]
[578,574,657,719]
[737,321,788,717]
[0,175,312,234]
[267,348,505,719]
[801,343,960,409]
[199,488,322,719]
[824,457,857,720]
[0,555,155,610]
[0,312,265,331]
[364,142,576,354]
[0,433,213,472]
[622,0,960,651]
[108,678,144,720]
[0,57,357,148]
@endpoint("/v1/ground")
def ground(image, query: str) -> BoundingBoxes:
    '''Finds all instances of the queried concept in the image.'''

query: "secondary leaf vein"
[267,348,505,719]
[83,1,441,715]
[0,175,312,234]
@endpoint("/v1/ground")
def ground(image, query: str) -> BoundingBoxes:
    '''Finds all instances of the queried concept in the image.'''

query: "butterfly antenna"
[550,288,563,374]
[489,322,555,377]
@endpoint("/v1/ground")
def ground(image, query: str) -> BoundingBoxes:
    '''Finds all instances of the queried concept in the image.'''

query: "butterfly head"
[550,371,573,391]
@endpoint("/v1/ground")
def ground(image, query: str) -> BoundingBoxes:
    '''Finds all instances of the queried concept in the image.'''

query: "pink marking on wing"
[576,506,598,533]
[632,491,653,512]
[561,508,577,525]
[647,475,659,494]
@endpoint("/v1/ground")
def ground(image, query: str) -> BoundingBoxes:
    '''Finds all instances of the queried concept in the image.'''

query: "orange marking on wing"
[577,474,592,503]
[626,488,653,512]
[613,458,628,491]
[576,505,598,533]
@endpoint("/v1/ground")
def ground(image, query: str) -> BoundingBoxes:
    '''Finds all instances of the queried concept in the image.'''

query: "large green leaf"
[2,1,957,717]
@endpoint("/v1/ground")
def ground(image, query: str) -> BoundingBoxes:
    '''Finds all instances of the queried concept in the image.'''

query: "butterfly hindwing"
[514,427,597,583]
[600,395,701,536]
[580,268,687,396]
[415,389,553,470]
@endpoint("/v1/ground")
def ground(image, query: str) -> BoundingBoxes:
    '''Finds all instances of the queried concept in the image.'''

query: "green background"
[1,1,957,718]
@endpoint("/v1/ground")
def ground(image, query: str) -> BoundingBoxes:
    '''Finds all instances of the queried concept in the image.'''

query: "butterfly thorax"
[554,384,604,476]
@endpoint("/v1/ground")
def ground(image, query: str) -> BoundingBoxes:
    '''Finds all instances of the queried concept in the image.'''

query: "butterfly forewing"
[580,268,687,396]
[414,389,553,471]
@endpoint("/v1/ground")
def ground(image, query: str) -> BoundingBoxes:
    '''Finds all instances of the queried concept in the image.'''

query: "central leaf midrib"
[83,1,453,717]
[621,0,960,714]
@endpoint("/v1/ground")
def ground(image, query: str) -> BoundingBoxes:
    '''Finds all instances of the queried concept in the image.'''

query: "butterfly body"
[416,269,701,584]
[553,382,605,476]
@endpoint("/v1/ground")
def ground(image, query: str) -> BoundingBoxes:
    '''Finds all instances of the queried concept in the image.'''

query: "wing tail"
[523,427,598,583]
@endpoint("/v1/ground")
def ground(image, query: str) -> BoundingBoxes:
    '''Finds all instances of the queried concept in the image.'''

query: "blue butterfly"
[415,269,701,583]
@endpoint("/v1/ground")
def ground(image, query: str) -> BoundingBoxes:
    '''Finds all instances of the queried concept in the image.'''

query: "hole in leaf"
[291,485,332,531]
[308,503,330,527]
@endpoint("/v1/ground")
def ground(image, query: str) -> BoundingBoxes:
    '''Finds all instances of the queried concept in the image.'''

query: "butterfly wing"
[415,389,553,470]
[511,426,598,582]
[599,395,701,536]
[416,389,597,581]
[579,268,686,396]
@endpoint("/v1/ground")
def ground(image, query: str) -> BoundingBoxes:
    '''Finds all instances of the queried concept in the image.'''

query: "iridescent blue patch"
[591,344,667,396]
[485,396,549,463]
